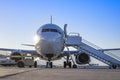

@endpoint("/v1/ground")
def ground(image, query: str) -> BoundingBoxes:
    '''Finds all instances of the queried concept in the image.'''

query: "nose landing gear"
[46,61,53,68]
[45,54,54,68]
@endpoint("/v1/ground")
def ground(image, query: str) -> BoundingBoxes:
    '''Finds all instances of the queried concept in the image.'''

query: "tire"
[46,62,49,68]
[112,65,117,69]
[73,64,77,68]
[50,62,53,68]
[34,61,37,68]
[64,61,67,68]
[29,65,32,68]
[68,62,71,68]
[17,61,24,68]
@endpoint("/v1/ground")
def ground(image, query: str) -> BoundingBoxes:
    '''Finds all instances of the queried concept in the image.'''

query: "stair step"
[78,42,120,65]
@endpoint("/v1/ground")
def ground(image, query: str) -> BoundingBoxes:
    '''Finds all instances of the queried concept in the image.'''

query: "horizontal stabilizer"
[21,44,35,47]
[99,48,120,51]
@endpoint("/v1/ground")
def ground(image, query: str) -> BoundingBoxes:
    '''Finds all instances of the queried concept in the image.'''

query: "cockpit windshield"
[42,29,61,34]
[42,29,49,32]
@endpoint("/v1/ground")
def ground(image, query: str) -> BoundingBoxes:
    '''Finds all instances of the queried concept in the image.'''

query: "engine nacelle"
[75,52,90,64]
[10,52,22,62]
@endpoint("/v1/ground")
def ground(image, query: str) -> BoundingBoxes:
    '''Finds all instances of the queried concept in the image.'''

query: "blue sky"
[0,0,120,49]
[0,0,120,65]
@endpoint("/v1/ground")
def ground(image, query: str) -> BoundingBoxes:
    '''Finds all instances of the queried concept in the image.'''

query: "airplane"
[0,22,77,68]
[0,18,120,68]
[0,22,76,68]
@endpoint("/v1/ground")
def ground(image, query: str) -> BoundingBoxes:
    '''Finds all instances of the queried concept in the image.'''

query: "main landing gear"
[63,55,77,68]
[63,61,71,68]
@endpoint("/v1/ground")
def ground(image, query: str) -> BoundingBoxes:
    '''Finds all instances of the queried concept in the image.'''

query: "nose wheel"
[46,61,53,68]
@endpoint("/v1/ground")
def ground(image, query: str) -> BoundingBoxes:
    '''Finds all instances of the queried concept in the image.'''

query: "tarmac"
[0,67,120,80]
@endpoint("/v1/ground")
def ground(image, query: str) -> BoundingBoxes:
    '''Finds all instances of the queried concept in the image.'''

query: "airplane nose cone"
[39,36,64,54]
[40,39,57,53]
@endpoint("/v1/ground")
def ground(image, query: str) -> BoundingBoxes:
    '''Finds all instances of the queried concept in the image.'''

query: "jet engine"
[10,52,22,62]
[75,52,90,64]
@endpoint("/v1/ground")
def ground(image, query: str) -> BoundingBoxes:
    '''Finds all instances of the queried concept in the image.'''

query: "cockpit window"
[50,29,58,32]
[42,28,61,34]
[42,29,49,32]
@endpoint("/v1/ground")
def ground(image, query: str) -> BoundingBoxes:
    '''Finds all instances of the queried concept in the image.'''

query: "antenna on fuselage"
[50,16,52,24]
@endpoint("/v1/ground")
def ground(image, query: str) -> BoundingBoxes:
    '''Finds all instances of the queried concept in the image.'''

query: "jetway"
[66,33,120,68]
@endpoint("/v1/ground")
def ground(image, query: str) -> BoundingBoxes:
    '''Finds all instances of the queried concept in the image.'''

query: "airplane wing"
[0,48,40,56]
[98,48,120,51]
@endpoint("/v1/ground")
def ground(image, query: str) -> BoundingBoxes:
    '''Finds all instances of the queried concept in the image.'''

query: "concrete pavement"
[0,67,120,80]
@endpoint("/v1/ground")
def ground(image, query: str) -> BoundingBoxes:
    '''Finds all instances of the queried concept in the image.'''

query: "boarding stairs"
[66,33,120,68]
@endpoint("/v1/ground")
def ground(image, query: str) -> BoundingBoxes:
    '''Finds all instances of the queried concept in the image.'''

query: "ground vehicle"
[0,58,16,66]
[16,53,37,68]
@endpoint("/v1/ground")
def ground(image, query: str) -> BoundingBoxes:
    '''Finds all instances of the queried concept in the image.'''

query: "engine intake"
[76,52,90,64]
[10,52,22,62]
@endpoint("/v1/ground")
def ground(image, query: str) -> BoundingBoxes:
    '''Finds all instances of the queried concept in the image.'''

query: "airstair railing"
[82,39,120,61]
[104,51,120,61]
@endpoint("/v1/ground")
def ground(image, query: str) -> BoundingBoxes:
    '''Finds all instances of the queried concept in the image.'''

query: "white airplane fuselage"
[34,24,65,61]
